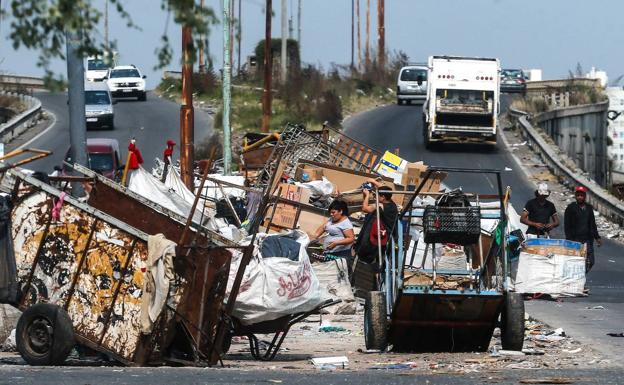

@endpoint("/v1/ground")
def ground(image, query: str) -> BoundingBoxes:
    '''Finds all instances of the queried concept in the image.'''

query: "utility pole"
[104,0,109,55]
[297,0,302,47]
[365,0,370,71]
[180,26,194,189]
[281,0,287,84]
[356,0,361,71]
[230,0,235,72]
[237,0,242,75]
[377,0,385,74]
[351,0,354,71]
[199,0,205,73]
[223,0,232,175]
[65,29,87,196]
[261,0,273,132]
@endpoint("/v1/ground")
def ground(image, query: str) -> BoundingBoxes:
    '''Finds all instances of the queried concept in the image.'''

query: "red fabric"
[369,218,388,247]
[163,147,174,159]
[128,142,144,169]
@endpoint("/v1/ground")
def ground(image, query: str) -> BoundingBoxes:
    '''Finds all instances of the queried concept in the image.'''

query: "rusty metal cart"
[363,167,525,352]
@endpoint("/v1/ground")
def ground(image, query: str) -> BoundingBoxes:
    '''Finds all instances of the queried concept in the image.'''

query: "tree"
[2,0,218,78]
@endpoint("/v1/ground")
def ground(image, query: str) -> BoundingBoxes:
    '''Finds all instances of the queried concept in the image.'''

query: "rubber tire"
[501,292,525,351]
[397,98,403,105]
[364,291,388,351]
[16,303,75,366]
[139,92,147,102]
[423,121,433,150]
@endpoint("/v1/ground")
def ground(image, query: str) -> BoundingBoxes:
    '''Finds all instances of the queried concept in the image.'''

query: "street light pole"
[281,0,287,84]
[180,25,195,189]
[261,0,273,132]
[223,0,232,175]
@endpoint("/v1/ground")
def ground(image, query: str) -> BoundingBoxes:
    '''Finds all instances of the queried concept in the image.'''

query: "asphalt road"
[343,100,624,364]
[22,91,214,173]
[0,366,622,385]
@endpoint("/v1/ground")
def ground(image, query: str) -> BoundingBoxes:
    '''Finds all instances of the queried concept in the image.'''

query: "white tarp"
[164,165,198,206]
[225,230,327,325]
[511,238,586,297]
[200,174,246,201]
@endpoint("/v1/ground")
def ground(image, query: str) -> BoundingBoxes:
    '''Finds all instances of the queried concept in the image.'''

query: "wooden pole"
[261,0,273,132]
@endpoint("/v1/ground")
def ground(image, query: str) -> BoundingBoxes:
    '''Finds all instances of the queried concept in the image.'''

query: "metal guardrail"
[509,104,624,225]
[526,78,600,93]
[0,91,42,144]
[0,74,46,91]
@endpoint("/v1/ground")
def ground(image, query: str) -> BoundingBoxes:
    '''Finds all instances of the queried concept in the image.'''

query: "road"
[343,101,624,364]
[21,91,214,173]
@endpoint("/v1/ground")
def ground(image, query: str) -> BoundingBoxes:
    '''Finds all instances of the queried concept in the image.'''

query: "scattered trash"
[562,348,582,354]
[0,329,16,352]
[369,363,414,370]
[550,328,566,337]
[606,332,624,337]
[268,380,283,383]
[505,167,513,171]
[585,305,605,310]
[357,348,382,354]
[609,259,616,263]
[311,356,349,369]
[522,348,545,355]
[519,378,576,384]
[319,326,347,332]
[498,349,526,356]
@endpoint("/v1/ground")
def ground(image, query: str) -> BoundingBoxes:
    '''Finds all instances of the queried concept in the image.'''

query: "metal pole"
[223,0,232,175]
[351,0,354,71]
[199,0,205,73]
[180,25,195,189]
[104,0,109,54]
[377,0,385,74]
[261,0,273,132]
[237,0,242,75]
[230,0,235,72]
[281,0,287,84]
[65,28,87,197]
[356,0,361,71]
[365,0,370,71]
[297,0,302,46]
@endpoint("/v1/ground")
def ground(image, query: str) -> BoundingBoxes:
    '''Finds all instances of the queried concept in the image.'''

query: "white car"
[106,65,147,101]
[397,65,428,105]
[86,57,110,82]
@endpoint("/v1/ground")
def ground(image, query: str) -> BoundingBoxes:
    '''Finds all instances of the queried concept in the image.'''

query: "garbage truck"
[422,55,500,148]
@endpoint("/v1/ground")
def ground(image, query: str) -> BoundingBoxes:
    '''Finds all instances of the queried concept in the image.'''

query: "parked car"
[500,69,527,93]
[64,138,123,181]
[106,65,147,101]
[397,65,428,105]
[85,82,115,130]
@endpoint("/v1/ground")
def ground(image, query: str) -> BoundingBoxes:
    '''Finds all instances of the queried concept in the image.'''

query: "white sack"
[296,177,334,198]
[511,238,586,297]
[226,230,326,325]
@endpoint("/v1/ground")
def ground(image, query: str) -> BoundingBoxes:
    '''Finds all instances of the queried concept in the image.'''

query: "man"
[520,183,559,238]
[353,179,398,263]
[564,186,602,273]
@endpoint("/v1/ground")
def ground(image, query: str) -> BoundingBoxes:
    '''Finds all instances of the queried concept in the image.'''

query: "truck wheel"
[364,291,387,351]
[16,303,75,366]
[138,92,147,102]
[397,98,403,105]
[501,292,525,351]
[423,126,432,149]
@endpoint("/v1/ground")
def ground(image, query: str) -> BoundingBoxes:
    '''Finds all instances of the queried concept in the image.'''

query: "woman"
[311,200,355,258]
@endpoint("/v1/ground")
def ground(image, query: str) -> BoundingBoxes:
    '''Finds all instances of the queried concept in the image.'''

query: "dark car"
[500,69,527,94]
[64,138,123,181]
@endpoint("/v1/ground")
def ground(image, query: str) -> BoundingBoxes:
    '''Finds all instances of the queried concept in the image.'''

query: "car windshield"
[85,91,111,105]
[89,153,114,172]
[501,70,524,78]
[88,60,108,71]
[401,69,427,81]
[110,69,140,78]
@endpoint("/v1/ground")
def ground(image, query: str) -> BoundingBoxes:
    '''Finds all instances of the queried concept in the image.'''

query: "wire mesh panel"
[423,206,481,245]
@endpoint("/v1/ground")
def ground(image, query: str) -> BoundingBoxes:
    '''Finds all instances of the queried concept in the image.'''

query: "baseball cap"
[536,183,550,196]
[575,186,588,194]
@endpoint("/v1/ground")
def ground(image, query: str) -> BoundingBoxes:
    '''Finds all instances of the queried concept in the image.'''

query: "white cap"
[536,183,550,196]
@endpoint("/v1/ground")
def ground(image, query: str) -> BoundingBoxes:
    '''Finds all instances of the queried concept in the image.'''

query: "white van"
[397,65,428,105]
[86,56,111,82]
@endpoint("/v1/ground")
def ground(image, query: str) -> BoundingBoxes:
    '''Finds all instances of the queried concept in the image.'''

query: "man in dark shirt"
[564,186,602,273]
[520,183,559,237]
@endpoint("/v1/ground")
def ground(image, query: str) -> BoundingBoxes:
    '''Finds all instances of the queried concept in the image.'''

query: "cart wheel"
[16,303,75,366]
[364,291,388,351]
[501,292,525,351]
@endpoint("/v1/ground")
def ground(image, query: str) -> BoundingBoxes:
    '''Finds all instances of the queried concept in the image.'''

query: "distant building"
[586,67,608,88]
[606,87,624,183]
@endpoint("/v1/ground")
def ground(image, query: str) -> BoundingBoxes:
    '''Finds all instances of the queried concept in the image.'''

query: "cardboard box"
[276,183,312,205]
[375,151,408,184]
[295,165,324,182]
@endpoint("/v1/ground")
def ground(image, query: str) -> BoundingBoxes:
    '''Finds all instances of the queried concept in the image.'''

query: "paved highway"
[23,91,214,172]
[343,101,624,364]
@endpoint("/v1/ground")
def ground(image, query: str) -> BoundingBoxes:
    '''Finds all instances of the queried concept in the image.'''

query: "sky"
[1,0,624,89]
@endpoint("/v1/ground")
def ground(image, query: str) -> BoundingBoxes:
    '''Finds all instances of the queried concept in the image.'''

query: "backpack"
[369,217,388,247]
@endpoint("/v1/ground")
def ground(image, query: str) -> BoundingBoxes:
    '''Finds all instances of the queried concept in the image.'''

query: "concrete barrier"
[510,106,624,225]
[0,91,42,144]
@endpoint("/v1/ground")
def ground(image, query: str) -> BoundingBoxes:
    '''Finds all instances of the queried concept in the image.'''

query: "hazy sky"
[2,0,624,88]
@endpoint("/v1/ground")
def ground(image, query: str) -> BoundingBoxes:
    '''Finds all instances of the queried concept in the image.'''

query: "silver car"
[397,65,428,105]
[84,82,115,130]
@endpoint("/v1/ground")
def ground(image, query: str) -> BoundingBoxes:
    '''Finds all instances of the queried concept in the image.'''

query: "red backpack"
[369,218,388,247]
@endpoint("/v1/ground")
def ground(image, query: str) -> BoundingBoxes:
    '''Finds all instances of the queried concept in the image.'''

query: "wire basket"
[423,205,481,245]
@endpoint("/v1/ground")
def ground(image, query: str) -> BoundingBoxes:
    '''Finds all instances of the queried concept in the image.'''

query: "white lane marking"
[16,110,58,150]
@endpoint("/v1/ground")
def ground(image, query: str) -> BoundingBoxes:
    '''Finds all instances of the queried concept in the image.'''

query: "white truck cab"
[422,56,500,148]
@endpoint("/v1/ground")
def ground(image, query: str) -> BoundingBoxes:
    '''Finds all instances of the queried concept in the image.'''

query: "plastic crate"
[423,205,481,245]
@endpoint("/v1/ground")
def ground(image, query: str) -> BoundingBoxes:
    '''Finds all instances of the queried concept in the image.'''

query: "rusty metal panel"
[11,192,48,287]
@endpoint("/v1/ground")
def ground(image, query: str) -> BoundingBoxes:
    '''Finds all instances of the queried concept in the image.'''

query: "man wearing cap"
[520,183,559,238]
[564,186,601,273]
